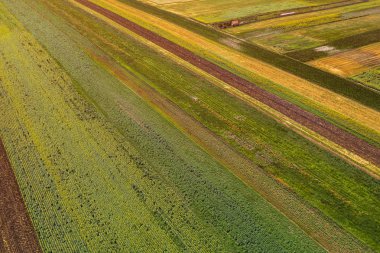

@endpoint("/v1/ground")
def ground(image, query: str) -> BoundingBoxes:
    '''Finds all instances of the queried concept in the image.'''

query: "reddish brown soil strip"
[75,0,380,168]
[0,139,41,253]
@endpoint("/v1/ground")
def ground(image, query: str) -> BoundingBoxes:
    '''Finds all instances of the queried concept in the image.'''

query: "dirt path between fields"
[74,0,380,168]
[0,139,41,253]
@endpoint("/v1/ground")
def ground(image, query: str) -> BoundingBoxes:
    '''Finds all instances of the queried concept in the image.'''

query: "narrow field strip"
[75,0,380,168]
[0,139,41,253]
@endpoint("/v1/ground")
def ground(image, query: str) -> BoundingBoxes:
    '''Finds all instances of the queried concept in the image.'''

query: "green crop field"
[1,0,380,252]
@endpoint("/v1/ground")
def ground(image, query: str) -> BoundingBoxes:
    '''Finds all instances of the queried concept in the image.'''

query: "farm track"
[0,139,41,253]
[75,0,380,168]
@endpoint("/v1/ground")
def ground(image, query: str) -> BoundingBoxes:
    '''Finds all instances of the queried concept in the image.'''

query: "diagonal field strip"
[0,139,41,253]
[74,0,380,168]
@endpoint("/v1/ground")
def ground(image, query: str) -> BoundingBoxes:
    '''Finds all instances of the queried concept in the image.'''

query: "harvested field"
[76,0,380,167]
[310,42,380,76]
[0,140,41,253]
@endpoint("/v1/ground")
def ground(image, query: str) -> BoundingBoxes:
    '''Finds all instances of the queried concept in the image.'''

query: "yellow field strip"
[310,42,380,76]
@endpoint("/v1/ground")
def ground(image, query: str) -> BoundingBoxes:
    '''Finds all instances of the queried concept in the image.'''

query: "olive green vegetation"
[121,0,380,113]
[0,1,328,252]
[11,0,380,250]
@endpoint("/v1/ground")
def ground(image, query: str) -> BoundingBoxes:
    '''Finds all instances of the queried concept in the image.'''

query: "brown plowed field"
[75,0,380,168]
[0,140,41,253]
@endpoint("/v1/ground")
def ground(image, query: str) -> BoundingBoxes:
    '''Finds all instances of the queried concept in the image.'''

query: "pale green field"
[140,0,339,23]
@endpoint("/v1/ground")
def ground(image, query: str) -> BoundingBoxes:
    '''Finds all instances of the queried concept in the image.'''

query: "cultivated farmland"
[352,66,380,90]
[215,0,380,89]
[139,0,360,23]
[1,0,380,252]
[160,0,379,89]
[309,42,380,76]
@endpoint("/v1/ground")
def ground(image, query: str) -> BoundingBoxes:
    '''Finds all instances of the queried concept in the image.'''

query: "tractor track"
[75,0,380,168]
[0,139,41,253]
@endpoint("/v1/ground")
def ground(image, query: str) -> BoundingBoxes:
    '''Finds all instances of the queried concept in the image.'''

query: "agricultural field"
[216,0,380,89]
[1,0,380,252]
[226,0,380,50]
[309,42,380,77]
[352,66,380,90]
[139,0,360,23]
